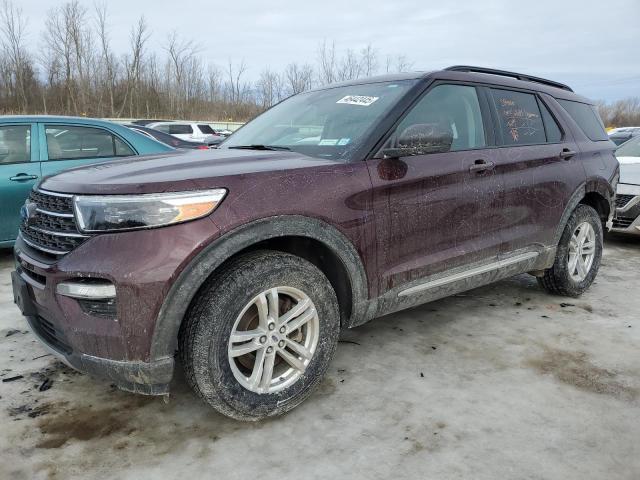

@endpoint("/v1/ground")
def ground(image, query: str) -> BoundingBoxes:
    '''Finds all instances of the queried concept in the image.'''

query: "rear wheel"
[179,250,340,420]
[537,204,603,297]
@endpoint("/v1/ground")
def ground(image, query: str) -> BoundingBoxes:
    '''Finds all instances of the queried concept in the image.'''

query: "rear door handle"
[469,159,495,173]
[559,148,576,160]
[9,174,38,182]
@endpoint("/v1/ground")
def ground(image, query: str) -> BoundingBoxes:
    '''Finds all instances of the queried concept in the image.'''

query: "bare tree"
[226,58,247,106]
[94,2,117,116]
[42,3,77,113]
[317,39,337,86]
[0,0,30,112]
[385,54,413,73]
[256,68,283,108]
[121,16,149,117]
[360,43,378,77]
[206,63,222,102]
[337,48,362,81]
[284,62,314,95]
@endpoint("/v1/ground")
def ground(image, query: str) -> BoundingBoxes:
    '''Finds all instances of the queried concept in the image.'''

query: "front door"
[0,123,39,243]
[40,123,135,177]
[367,83,504,294]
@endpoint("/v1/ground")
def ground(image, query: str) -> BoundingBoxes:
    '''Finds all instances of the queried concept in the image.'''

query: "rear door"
[367,83,505,293]
[0,123,40,242]
[40,124,136,177]
[485,88,584,253]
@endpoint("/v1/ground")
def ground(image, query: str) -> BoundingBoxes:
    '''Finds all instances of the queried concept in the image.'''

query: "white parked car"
[612,136,640,235]
[608,126,640,146]
[147,122,225,144]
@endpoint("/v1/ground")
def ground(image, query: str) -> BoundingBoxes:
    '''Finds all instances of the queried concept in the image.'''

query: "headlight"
[73,189,226,232]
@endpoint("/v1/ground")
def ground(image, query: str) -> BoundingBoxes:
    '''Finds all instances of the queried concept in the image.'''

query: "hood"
[620,161,640,186]
[616,156,640,165]
[39,149,340,195]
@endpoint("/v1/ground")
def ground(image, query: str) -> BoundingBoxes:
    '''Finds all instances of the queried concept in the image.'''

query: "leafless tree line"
[597,98,640,128]
[0,0,416,121]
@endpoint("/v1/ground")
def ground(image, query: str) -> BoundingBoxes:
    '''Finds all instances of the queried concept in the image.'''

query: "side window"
[45,125,134,160]
[393,84,486,154]
[0,125,30,164]
[556,99,608,141]
[539,101,563,143]
[490,89,546,145]
[115,137,135,156]
[198,124,215,135]
[168,124,193,135]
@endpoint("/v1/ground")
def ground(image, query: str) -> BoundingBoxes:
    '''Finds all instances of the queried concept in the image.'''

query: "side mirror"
[382,123,453,158]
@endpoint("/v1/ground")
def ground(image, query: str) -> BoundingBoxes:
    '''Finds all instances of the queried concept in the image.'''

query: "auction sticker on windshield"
[336,95,379,106]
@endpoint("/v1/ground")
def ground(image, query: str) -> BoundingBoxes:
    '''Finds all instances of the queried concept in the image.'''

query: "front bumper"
[611,185,640,236]
[11,215,219,395]
[12,266,173,394]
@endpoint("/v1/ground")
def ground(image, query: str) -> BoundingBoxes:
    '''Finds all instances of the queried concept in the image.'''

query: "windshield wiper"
[228,144,291,151]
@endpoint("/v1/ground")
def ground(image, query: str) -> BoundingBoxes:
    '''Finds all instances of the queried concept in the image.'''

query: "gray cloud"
[21,0,640,101]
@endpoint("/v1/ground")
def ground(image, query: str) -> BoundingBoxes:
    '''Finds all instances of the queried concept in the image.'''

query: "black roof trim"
[445,65,573,92]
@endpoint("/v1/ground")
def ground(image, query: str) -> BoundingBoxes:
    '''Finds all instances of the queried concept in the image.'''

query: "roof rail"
[444,65,573,92]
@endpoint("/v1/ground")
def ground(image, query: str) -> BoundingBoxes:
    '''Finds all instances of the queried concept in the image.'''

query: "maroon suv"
[12,66,618,420]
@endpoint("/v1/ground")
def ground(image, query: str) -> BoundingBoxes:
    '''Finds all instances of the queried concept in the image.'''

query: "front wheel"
[179,250,340,420]
[538,204,603,297]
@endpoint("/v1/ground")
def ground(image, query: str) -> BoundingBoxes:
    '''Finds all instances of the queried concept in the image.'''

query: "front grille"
[612,216,635,229]
[615,194,636,209]
[30,189,74,213]
[19,189,89,258]
[31,315,72,355]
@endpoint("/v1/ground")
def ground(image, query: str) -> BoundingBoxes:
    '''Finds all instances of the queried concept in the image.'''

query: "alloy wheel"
[228,286,320,394]
[567,221,596,282]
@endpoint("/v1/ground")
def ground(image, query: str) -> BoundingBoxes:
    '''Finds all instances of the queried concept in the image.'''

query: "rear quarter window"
[198,124,215,134]
[539,101,563,143]
[557,99,608,141]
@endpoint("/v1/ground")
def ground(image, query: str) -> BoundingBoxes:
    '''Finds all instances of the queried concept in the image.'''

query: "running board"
[398,252,540,297]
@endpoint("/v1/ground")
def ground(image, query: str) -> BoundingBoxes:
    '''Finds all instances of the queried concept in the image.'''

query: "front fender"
[149,215,370,361]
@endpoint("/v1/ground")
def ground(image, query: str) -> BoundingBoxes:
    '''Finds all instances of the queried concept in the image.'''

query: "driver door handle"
[469,159,495,173]
[10,173,38,182]
[559,148,576,160]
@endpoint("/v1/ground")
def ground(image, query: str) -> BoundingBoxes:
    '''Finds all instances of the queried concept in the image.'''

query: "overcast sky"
[17,0,640,102]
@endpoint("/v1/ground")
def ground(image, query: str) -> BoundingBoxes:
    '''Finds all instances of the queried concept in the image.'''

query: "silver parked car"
[612,136,640,235]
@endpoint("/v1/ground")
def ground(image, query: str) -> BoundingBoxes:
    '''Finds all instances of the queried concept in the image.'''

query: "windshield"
[616,136,640,158]
[222,80,417,161]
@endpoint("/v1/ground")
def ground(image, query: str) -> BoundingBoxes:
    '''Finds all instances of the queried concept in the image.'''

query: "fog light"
[77,298,117,318]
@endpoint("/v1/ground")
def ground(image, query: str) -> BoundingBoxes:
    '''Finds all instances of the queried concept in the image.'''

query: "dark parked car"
[608,127,640,146]
[12,66,618,420]
[124,124,211,150]
[130,119,171,126]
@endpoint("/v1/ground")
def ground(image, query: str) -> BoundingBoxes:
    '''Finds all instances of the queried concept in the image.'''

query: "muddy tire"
[537,204,603,297]
[178,250,340,421]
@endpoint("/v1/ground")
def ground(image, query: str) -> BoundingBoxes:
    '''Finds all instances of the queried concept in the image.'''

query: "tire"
[537,204,603,297]
[179,250,340,421]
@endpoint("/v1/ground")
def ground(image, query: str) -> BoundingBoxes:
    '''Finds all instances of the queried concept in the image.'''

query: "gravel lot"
[1,236,639,480]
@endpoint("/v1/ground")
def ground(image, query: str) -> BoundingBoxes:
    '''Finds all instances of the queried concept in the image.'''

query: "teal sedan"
[0,116,173,246]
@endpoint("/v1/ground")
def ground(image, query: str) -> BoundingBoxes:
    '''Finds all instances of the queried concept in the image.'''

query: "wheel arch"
[552,181,614,247]
[150,215,371,360]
